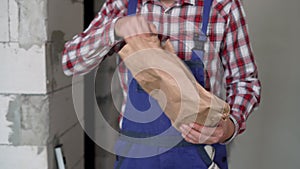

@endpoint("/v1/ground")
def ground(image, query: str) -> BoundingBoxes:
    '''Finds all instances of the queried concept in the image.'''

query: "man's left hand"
[179,119,235,144]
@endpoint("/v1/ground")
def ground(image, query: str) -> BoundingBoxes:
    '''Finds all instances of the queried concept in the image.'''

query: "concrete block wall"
[1,44,47,94]
[0,0,47,94]
[0,95,49,169]
[0,0,84,168]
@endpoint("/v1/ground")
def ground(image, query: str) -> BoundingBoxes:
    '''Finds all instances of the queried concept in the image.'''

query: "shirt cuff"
[105,17,125,56]
[220,114,239,145]
[111,17,123,44]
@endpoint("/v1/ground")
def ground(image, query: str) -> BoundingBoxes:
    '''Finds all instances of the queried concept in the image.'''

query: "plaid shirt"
[62,0,261,140]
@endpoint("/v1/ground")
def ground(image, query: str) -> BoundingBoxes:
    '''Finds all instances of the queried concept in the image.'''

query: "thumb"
[162,39,176,54]
[118,44,134,60]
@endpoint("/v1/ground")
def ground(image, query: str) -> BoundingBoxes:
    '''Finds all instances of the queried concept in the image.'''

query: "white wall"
[229,0,300,168]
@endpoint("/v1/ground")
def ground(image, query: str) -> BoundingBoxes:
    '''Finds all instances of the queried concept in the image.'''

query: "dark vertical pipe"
[84,0,95,27]
[84,0,95,169]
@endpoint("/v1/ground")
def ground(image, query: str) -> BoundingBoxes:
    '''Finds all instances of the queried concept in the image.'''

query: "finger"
[181,128,222,144]
[189,123,220,137]
[181,133,198,144]
[180,125,200,141]
[180,124,193,134]
[187,123,224,139]
[180,124,190,137]
[180,124,200,140]
[198,134,220,144]
[181,124,216,143]
[149,23,158,34]
[146,25,160,47]
[188,123,203,131]
[147,24,160,45]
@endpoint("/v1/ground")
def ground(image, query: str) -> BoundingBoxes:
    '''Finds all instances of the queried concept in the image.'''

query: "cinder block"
[48,0,83,40]
[0,94,49,146]
[0,95,14,144]
[0,0,9,42]
[0,43,47,94]
[9,0,19,41]
[0,145,48,169]
[15,0,47,50]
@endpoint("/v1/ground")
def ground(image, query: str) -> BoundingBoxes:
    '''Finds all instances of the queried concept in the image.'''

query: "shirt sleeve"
[62,0,128,76]
[221,0,261,136]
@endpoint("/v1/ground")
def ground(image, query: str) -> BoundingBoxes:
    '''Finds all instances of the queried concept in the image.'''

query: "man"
[62,0,261,168]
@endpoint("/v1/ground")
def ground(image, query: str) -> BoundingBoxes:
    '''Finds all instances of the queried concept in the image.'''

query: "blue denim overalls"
[114,0,228,168]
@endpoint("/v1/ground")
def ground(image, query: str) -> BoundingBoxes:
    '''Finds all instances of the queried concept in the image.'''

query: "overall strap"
[190,0,213,86]
[202,0,213,35]
[127,0,138,15]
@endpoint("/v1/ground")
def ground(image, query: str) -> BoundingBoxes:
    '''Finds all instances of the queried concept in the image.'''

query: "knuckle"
[212,137,220,143]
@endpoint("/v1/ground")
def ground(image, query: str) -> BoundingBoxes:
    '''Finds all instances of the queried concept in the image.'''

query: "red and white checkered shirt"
[62,0,261,140]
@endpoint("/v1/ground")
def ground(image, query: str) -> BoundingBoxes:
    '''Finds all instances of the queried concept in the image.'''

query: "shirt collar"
[142,0,195,6]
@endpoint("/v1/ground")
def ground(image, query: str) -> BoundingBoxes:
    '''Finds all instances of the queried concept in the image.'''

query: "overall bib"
[114,0,228,168]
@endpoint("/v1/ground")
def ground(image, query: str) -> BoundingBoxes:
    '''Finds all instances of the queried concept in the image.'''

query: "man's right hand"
[115,15,154,39]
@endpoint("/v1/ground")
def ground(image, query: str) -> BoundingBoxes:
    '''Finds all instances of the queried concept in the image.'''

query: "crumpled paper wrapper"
[118,35,230,130]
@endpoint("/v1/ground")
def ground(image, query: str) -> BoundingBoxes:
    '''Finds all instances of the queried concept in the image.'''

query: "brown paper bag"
[118,35,230,130]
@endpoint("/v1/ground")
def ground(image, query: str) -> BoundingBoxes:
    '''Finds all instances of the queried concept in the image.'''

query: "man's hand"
[115,15,154,39]
[179,119,235,144]
[118,23,175,60]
